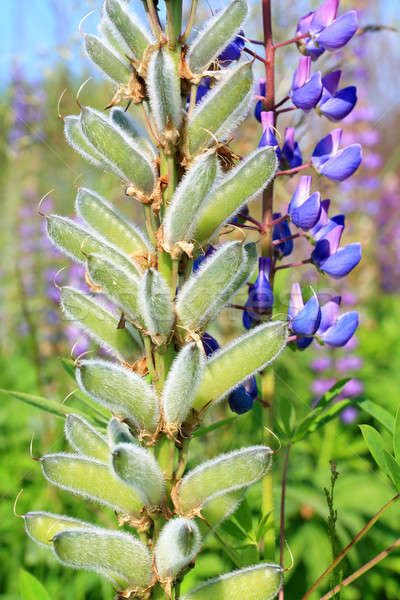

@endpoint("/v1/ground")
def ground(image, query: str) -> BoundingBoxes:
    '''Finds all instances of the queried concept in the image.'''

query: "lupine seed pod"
[177,446,272,514]
[186,62,253,157]
[52,527,153,589]
[80,107,156,194]
[104,0,155,63]
[65,414,109,462]
[107,417,137,447]
[137,268,175,343]
[146,47,183,135]
[194,321,288,411]
[24,512,93,548]
[64,116,109,170]
[41,454,143,515]
[155,518,202,580]
[163,151,219,248]
[162,343,205,427]
[181,563,282,600]
[194,147,278,243]
[199,489,246,536]
[98,11,132,61]
[111,443,165,507]
[84,34,132,85]
[187,0,248,74]
[76,187,153,258]
[60,286,143,363]
[76,359,159,433]
[110,107,156,160]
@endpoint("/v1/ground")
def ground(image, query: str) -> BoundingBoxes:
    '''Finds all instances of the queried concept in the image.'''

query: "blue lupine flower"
[312,215,345,262]
[318,243,362,278]
[317,71,357,121]
[254,78,266,122]
[288,176,321,230]
[272,213,293,256]
[244,376,258,400]
[193,245,215,272]
[288,282,321,337]
[317,296,359,346]
[195,78,211,103]
[259,111,281,158]
[228,385,254,414]
[282,127,302,169]
[312,128,362,181]
[310,198,330,236]
[201,332,220,356]
[218,31,245,65]
[243,257,274,330]
[290,56,322,111]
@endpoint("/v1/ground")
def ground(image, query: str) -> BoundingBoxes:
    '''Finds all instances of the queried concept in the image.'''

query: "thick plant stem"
[278,444,291,600]
[166,0,183,49]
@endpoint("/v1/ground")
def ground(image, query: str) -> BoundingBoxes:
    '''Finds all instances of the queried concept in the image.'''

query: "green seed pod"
[199,490,246,538]
[107,417,137,446]
[60,286,143,363]
[187,0,248,74]
[163,151,219,248]
[65,414,109,462]
[110,107,156,160]
[104,0,155,62]
[24,512,93,548]
[41,453,143,515]
[187,62,253,157]
[194,147,278,243]
[81,107,156,194]
[162,343,205,427]
[177,446,272,515]
[76,359,159,433]
[147,48,183,134]
[155,518,202,580]
[137,268,174,343]
[194,321,287,411]
[84,34,131,85]
[181,563,282,600]
[64,116,109,170]
[98,12,132,61]
[52,527,153,589]
[111,442,165,506]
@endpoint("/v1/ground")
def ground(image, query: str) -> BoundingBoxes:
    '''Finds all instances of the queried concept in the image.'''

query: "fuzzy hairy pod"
[163,151,219,247]
[98,12,132,60]
[84,33,131,85]
[60,286,143,363]
[147,48,183,135]
[107,417,137,446]
[52,527,153,589]
[64,116,109,170]
[137,268,174,343]
[176,241,256,331]
[155,518,202,580]
[111,443,165,506]
[65,414,109,462]
[41,453,143,515]
[177,446,272,514]
[187,0,248,74]
[182,563,282,600]
[81,107,156,194]
[194,321,288,410]
[104,0,155,62]
[194,147,278,243]
[162,343,205,427]
[76,359,159,433]
[200,490,246,536]
[110,107,156,160]
[24,512,93,548]
[186,62,253,157]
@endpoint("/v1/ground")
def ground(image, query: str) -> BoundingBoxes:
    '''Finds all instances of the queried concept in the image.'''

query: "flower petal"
[292,72,323,111]
[310,0,340,32]
[319,242,362,278]
[291,294,321,336]
[312,128,342,169]
[228,385,254,414]
[316,11,358,50]
[318,296,341,333]
[321,70,342,96]
[288,282,304,319]
[319,143,362,181]
[321,310,359,346]
[291,191,321,230]
[320,86,357,121]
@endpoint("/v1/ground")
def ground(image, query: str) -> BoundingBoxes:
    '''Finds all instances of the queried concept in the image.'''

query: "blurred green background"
[1,0,400,599]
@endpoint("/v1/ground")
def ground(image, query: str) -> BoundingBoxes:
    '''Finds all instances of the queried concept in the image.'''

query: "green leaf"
[219,519,247,541]
[276,394,296,439]
[0,389,86,419]
[234,498,253,535]
[193,417,236,438]
[358,398,394,433]
[20,569,51,600]
[383,450,400,491]
[394,405,400,462]
[359,424,390,475]
[85,34,131,84]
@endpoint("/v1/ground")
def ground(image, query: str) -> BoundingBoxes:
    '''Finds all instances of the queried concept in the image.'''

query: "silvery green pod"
[98,12,132,60]
[84,33,132,85]
[147,47,183,136]
[177,446,272,515]
[107,417,137,446]
[76,359,159,433]
[110,107,156,160]
[24,512,93,548]
[155,518,202,580]
[80,107,156,196]
[187,0,248,74]
[181,564,282,600]
[186,62,253,158]
[194,146,278,243]
[52,528,153,590]
[65,414,109,462]
[200,490,246,535]
[104,0,155,62]
[111,443,165,506]
[137,268,174,344]
[64,116,110,170]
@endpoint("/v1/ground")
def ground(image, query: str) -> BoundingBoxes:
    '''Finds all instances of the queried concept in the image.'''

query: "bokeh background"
[1,1,400,598]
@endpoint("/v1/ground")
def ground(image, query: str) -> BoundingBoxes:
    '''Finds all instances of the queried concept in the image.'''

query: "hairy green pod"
[76,359,159,433]
[107,417,137,446]
[110,107,156,160]
[81,107,156,194]
[53,528,153,589]
[194,147,278,243]
[85,34,131,85]
[200,490,246,535]
[24,512,93,548]
[177,446,272,514]
[182,564,282,600]
[147,48,183,134]
[98,11,132,61]
[137,268,174,342]
[65,414,109,462]
[194,321,288,410]
[164,151,218,247]
[187,0,248,74]
[64,116,109,170]
[162,343,205,427]
[41,453,143,515]
[187,62,253,157]
[60,286,143,363]
[104,0,155,62]
[155,518,202,579]
[111,443,164,506]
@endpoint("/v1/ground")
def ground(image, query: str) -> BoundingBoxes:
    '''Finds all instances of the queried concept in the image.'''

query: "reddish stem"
[273,32,310,50]
[275,258,312,271]
[243,47,268,65]
[265,213,289,228]
[272,232,303,246]
[276,163,312,177]
[275,95,290,109]
[276,106,297,115]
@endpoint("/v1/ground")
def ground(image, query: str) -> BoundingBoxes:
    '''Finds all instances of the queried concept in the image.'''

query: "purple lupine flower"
[310,198,330,236]
[312,128,362,181]
[228,385,254,414]
[317,296,359,346]
[244,376,258,400]
[311,355,332,372]
[340,405,358,424]
[259,112,281,158]
[288,283,321,337]
[290,56,322,111]
[312,377,336,396]
[317,71,357,121]
[336,355,363,371]
[339,378,364,398]
[272,213,293,256]
[254,78,266,122]
[218,31,245,65]
[288,176,321,230]
[281,127,302,169]
[201,332,220,356]
[314,242,362,279]
[243,258,274,329]
[193,245,216,272]
[312,214,345,262]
